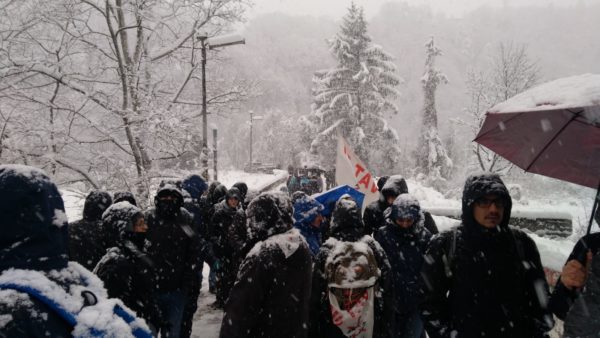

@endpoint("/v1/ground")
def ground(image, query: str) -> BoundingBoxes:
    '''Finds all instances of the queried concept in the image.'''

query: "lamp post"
[249,111,263,168]
[197,33,245,179]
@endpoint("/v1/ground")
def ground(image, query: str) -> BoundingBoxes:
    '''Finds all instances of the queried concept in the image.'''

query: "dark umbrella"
[474,74,600,233]
[314,185,365,217]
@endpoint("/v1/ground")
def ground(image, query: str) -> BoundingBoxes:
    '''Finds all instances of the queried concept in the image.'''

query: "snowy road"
[191,264,224,337]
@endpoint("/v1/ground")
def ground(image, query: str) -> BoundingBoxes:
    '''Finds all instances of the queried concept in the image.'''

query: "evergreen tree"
[416,36,452,179]
[307,3,401,174]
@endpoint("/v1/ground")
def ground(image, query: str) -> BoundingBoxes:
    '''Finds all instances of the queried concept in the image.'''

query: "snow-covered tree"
[308,3,401,175]
[415,36,452,179]
[463,42,540,173]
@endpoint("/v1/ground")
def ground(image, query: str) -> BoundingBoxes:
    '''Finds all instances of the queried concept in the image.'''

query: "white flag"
[335,134,379,210]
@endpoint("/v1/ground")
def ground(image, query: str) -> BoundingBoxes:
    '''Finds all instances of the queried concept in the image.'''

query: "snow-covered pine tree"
[307,3,401,175]
[415,36,452,179]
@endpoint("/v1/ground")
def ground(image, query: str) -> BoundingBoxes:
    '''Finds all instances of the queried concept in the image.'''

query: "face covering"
[156,199,180,219]
[124,232,147,249]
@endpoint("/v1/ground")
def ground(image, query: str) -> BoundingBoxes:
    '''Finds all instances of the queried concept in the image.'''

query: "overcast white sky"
[247,0,595,19]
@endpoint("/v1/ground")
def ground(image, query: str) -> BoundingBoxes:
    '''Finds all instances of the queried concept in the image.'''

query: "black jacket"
[220,192,312,338]
[375,221,431,313]
[69,190,113,270]
[563,250,600,337]
[145,207,204,293]
[420,173,553,338]
[549,232,600,320]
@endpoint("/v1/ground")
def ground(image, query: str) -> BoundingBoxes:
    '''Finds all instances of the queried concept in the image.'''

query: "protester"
[292,191,325,257]
[310,195,394,338]
[232,181,248,209]
[113,190,138,206]
[364,175,438,236]
[374,193,432,338]
[94,202,165,334]
[220,192,313,338]
[69,190,113,270]
[420,173,554,338]
[145,181,205,338]
[562,250,600,337]
[0,164,151,337]
[211,187,246,308]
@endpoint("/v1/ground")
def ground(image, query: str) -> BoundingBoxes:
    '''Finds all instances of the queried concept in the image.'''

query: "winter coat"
[94,202,164,329]
[420,173,553,338]
[201,183,228,239]
[293,192,325,256]
[113,191,137,206]
[182,175,208,233]
[69,190,113,270]
[0,164,150,338]
[220,192,313,338]
[549,232,600,320]
[145,185,206,294]
[311,197,394,338]
[563,251,600,337]
[374,194,432,313]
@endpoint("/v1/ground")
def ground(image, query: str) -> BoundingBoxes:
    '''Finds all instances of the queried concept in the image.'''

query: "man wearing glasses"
[419,173,554,338]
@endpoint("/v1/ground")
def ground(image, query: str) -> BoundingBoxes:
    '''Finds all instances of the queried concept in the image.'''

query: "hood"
[330,195,365,241]
[384,193,425,231]
[0,164,69,271]
[82,190,113,221]
[246,191,294,244]
[113,191,137,206]
[376,175,390,192]
[155,181,183,205]
[461,173,512,229]
[211,184,228,205]
[182,174,207,200]
[380,175,408,201]
[293,191,324,228]
[226,187,242,202]
[102,202,143,238]
[232,182,248,201]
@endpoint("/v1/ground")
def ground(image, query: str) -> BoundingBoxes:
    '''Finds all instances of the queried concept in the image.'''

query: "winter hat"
[380,175,408,200]
[385,193,423,225]
[330,195,365,241]
[246,191,294,243]
[293,191,324,226]
[182,174,208,200]
[461,173,512,228]
[376,176,390,192]
[226,187,242,202]
[232,182,248,201]
[102,202,143,236]
[212,184,228,204]
[113,191,137,206]
[0,164,69,272]
[155,180,184,205]
[83,190,113,221]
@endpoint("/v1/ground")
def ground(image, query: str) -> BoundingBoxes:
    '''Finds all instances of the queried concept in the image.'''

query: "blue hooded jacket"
[292,192,324,256]
[0,164,69,272]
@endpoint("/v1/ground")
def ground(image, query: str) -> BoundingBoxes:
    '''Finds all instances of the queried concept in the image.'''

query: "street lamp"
[249,110,263,167]
[197,33,245,179]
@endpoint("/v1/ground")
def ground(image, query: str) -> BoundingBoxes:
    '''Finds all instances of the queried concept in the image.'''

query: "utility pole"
[249,110,253,167]
[213,128,218,181]
[199,36,209,179]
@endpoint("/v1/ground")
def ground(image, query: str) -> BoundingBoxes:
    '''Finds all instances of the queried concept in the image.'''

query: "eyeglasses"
[474,197,505,208]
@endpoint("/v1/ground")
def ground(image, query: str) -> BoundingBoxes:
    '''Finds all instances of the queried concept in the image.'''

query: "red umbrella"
[474,74,600,233]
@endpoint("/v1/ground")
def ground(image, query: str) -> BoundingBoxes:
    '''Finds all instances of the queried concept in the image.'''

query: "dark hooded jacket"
[420,173,553,338]
[145,184,206,294]
[201,182,228,239]
[549,232,600,319]
[181,174,208,233]
[94,202,164,329]
[374,193,432,314]
[113,191,137,206]
[310,197,394,338]
[562,250,600,337]
[232,182,248,206]
[0,165,151,338]
[293,192,325,257]
[220,192,313,338]
[69,190,113,270]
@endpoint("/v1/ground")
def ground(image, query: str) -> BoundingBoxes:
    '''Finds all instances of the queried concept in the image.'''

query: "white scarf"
[328,287,375,338]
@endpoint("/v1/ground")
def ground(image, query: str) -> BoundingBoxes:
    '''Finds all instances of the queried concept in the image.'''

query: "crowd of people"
[1,163,599,338]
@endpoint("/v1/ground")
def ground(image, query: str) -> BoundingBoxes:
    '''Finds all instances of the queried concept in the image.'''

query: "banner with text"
[335,134,379,210]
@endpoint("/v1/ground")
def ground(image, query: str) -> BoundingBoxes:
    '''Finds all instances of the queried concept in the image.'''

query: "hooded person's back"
[363,175,408,235]
[69,190,113,270]
[293,191,325,256]
[220,192,313,338]
[0,164,151,338]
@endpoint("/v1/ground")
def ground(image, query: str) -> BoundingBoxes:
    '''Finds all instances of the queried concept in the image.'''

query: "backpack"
[0,281,152,338]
